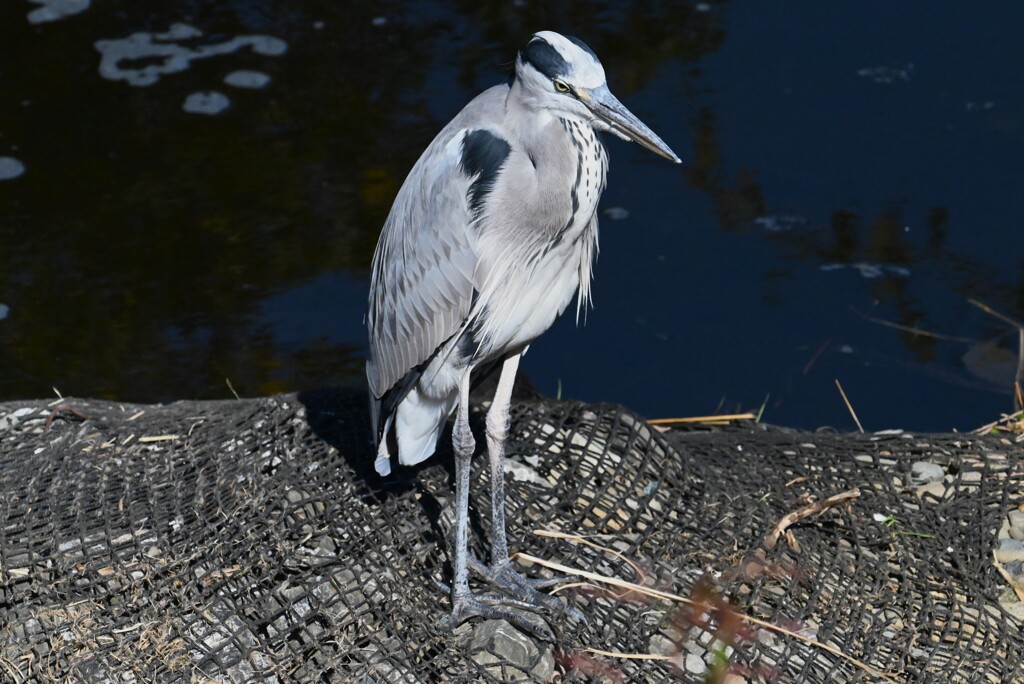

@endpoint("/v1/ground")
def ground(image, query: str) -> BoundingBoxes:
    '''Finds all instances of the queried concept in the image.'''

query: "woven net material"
[0,389,1022,683]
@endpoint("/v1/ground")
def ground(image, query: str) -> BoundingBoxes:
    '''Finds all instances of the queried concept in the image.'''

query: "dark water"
[2,1,1022,432]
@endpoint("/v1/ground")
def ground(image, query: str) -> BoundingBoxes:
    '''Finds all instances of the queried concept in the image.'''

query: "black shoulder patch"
[521,37,569,79]
[460,129,511,217]
[566,35,598,62]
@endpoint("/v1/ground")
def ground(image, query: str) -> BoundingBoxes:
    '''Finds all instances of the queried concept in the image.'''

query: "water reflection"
[94,23,287,87]
[682,66,1023,412]
[26,0,90,25]
[0,0,1020,431]
[0,0,712,403]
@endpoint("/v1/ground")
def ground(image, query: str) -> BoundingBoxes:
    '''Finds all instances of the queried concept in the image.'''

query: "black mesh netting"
[1,389,1022,683]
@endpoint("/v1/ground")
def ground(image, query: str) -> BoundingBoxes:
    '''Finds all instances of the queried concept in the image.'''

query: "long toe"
[468,555,564,590]
[472,558,587,624]
[440,594,554,641]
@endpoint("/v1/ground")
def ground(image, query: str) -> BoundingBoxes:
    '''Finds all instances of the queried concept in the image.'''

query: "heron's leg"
[470,353,585,622]
[484,352,520,567]
[478,353,555,587]
[449,369,475,607]
[441,368,557,638]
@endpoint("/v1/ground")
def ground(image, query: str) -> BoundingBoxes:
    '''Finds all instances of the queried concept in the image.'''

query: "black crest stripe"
[521,37,569,79]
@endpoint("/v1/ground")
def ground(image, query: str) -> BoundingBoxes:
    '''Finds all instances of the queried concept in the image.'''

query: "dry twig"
[762,489,861,550]
[43,405,90,432]
[647,413,755,426]
[532,529,645,578]
[515,552,899,682]
[993,550,1024,603]
[834,379,864,433]
[852,306,975,342]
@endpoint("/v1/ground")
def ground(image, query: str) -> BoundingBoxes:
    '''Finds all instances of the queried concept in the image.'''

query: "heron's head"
[514,31,680,163]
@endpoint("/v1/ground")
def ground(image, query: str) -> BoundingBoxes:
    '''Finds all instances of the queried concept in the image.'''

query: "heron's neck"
[504,80,593,163]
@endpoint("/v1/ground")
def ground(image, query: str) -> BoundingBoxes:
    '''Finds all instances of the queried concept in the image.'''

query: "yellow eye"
[553,80,570,93]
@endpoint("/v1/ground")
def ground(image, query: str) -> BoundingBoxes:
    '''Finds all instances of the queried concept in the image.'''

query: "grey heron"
[367,31,680,630]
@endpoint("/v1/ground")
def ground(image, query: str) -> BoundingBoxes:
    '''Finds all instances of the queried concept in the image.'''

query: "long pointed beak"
[585,85,681,164]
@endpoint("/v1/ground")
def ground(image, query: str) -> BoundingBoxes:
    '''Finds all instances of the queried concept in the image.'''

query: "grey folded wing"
[366,133,480,417]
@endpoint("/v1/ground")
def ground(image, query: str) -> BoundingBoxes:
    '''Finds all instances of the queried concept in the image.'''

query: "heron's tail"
[376,385,456,474]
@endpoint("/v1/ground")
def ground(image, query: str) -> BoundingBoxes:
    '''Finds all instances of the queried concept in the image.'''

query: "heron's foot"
[470,556,586,624]
[467,554,562,590]
[440,591,554,640]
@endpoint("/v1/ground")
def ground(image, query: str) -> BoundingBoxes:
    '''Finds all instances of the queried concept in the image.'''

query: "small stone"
[531,647,555,681]
[469,620,542,674]
[995,546,1024,563]
[1008,511,1024,531]
[1001,599,1024,623]
[685,652,707,675]
[649,633,676,656]
[916,480,947,500]
[504,460,551,487]
[910,461,944,485]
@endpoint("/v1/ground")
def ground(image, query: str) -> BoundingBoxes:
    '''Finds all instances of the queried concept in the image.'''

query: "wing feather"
[367,85,510,405]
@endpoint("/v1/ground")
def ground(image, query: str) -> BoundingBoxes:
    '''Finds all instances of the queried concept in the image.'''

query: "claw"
[469,556,587,624]
[440,593,555,641]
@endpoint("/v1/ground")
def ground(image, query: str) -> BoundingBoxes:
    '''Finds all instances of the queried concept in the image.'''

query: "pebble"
[995,544,1024,564]
[910,461,944,485]
[504,459,551,487]
[1003,600,1024,622]
[468,620,554,680]
[915,480,947,500]
[685,652,707,675]
[1007,510,1024,541]
[648,633,675,656]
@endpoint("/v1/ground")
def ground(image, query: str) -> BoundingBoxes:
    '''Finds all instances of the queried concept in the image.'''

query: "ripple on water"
[183,91,231,115]
[27,0,90,25]
[820,262,911,279]
[0,157,26,180]
[94,23,288,87]
[224,70,272,89]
